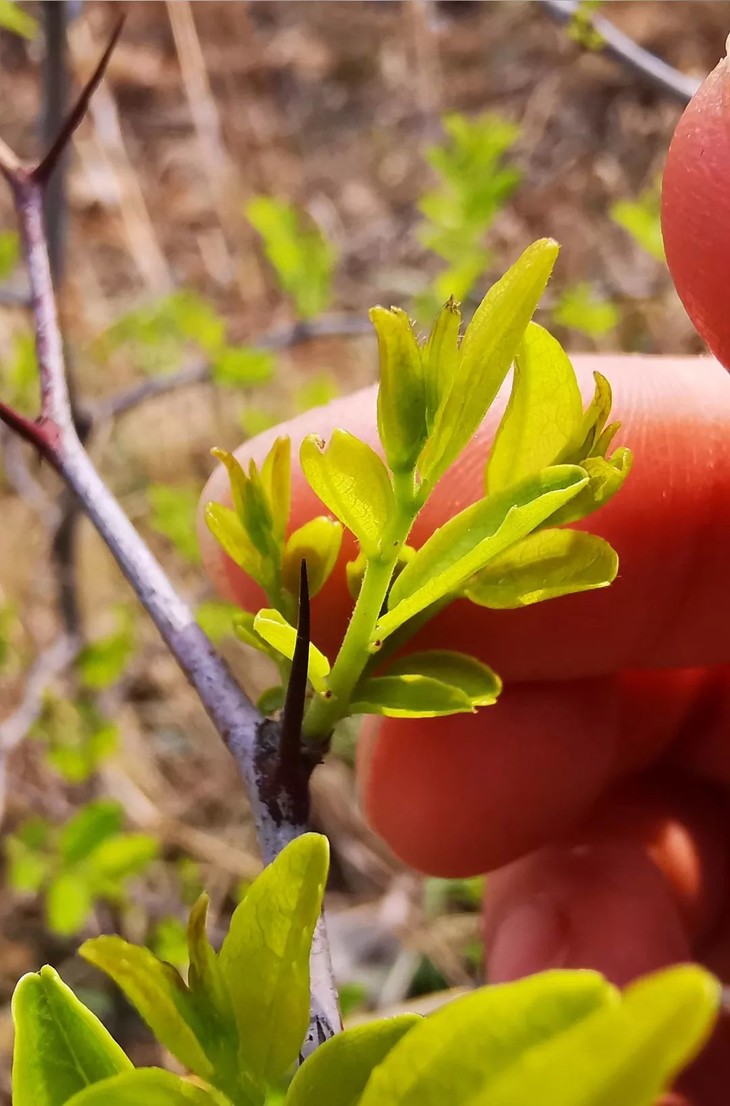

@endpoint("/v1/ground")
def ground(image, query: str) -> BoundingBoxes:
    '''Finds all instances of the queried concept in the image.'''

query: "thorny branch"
[540,0,701,106]
[0,21,340,1046]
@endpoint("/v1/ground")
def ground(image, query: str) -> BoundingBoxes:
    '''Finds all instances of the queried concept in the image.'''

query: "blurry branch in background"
[97,312,372,421]
[0,17,341,1048]
[540,0,701,106]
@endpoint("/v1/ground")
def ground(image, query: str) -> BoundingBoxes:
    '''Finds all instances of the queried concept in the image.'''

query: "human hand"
[199,353,730,1103]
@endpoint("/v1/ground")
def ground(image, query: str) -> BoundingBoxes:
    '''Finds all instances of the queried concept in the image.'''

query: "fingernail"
[488,896,570,983]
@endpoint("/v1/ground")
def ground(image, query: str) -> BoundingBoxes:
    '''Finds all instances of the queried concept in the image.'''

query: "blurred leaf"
[12,966,131,1106]
[479,965,719,1106]
[0,0,37,39]
[465,529,618,608]
[85,833,159,885]
[253,609,330,692]
[45,872,95,937]
[285,1015,421,1106]
[59,801,123,866]
[378,466,587,639]
[257,686,285,714]
[0,229,19,278]
[381,651,501,706]
[196,600,238,643]
[7,333,38,414]
[300,430,395,555]
[98,292,226,375]
[294,373,339,413]
[219,833,329,1086]
[151,917,189,971]
[337,981,369,1018]
[283,517,343,598]
[80,936,214,1081]
[211,347,275,387]
[611,184,665,262]
[552,283,618,338]
[358,970,615,1106]
[78,610,135,691]
[370,307,427,473]
[64,1069,232,1106]
[148,485,201,564]
[486,322,584,494]
[246,197,336,319]
[418,239,560,490]
[239,407,279,437]
[6,837,52,894]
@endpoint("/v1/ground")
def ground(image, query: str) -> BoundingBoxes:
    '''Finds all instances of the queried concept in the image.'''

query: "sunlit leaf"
[377,466,587,639]
[260,437,292,542]
[84,833,159,884]
[283,517,343,598]
[253,610,330,692]
[80,937,214,1081]
[0,0,38,39]
[233,611,279,661]
[552,283,619,338]
[246,197,336,319]
[12,966,131,1106]
[77,611,135,691]
[417,239,560,490]
[380,651,501,706]
[611,184,664,263]
[196,601,238,643]
[285,1015,421,1106]
[370,306,427,473]
[59,801,123,866]
[424,298,461,431]
[486,322,584,493]
[63,1069,232,1106]
[358,970,615,1106]
[351,674,474,718]
[218,833,329,1086]
[148,485,201,564]
[211,347,275,387]
[45,873,94,937]
[300,430,395,556]
[465,528,618,608]
[479,965,719,1106]
[204,503,260,579]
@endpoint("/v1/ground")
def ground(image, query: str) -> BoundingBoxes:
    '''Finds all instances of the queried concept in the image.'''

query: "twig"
[97,313,373,421]
[0,25,340,1045]
[540,0,701,106]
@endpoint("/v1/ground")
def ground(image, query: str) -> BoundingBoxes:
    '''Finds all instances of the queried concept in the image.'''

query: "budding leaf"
[465,529,618,609]
[418,238,560,490]
[219,833,329,1087]
[381,651,501,706]
[12,966,132,1106]
[259,436,291,543]
[63,1069,231,1106]
[300,430,395,557]
[283,517,343,598]
[253,609,330,691]
[79,938,213,1082]
[377,466,587,639]
[543,450,632,528]
[424,298,461,432]
[370,306,427,473]
[357,970,615,1106]
[480,966,720,1106]
[204,503,260,580]
[285,1015,421,1106]
[486,322,584,493]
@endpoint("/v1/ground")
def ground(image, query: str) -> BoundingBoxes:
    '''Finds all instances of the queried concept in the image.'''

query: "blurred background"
[0,0,724,1094]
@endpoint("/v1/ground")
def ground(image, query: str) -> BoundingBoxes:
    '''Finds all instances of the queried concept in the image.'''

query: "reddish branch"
[0,20,340,1044]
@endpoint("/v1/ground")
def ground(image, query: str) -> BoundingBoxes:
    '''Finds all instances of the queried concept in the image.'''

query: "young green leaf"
[485,322,584,493]
[218,833,329,1087]
[84,832,159,884]
[246,197,335,319]
[542,449,632,528]
[370,306,427,473]
[351,674,475,718]
[233,611,279,660]
[211,346,275,387]
[357,970,616,1106]
[424,298,461,430]
[148,485,202,564]
[565,371,613,463]
[253,609,330,691]
[63,1068,233,1106]
[79,937,214,1082]
[187,894,234,1025]
[377,466,588,639]
[59,800,123,866]
[479,965,719,1106]
[300,430,395,557]
[45,872,94,937]
[260,437,292,542]
[285,1015,421,1106]
[417,239,560,490]
[380,651,502,705]
[283,517,343,598]
[12,965,132,1106]
[204,503,260,579]
[464,529,618,608]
